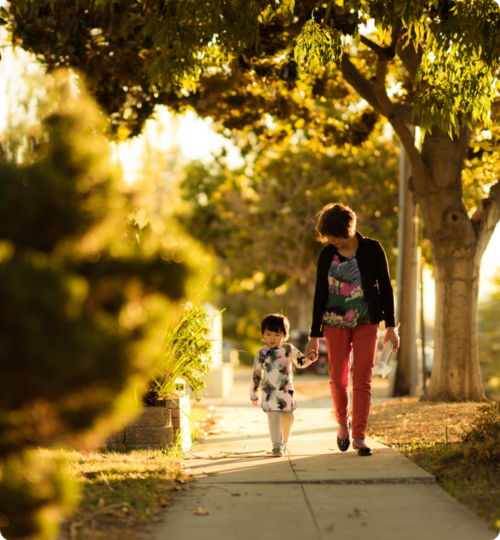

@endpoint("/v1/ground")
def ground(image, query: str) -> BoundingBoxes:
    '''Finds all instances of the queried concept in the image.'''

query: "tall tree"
[8,0,500,401]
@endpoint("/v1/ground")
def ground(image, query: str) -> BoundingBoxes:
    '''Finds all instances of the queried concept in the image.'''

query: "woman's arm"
[374,241,396,328]
[374,242,399,350]
[310,247,332,338]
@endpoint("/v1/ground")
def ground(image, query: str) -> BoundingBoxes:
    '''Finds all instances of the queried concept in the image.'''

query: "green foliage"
[9,0,164,138]
[11,0,500,136]
[0,451,78,540]
[295,19,341,74]
[415,34,498,136]
[463,403,500,463]
[0,72,191,539]
[147,304,216,401]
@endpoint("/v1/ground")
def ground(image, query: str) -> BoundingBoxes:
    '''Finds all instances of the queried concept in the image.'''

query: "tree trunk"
[394,136,418,396]
[412,129,488,402]
[293,281,313,333]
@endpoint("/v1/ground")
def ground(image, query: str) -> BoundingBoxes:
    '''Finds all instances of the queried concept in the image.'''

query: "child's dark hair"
[315,202,357,240]
[260,313,290,339]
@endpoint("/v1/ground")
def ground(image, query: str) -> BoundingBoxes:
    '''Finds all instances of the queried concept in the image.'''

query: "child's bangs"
[264,323,285,334]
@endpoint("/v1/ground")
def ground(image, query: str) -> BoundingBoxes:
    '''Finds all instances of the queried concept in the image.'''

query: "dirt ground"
[293,378,487,444]
[366,397,489,444]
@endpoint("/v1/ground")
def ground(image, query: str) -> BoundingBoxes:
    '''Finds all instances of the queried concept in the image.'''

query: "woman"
[305,203,399,456]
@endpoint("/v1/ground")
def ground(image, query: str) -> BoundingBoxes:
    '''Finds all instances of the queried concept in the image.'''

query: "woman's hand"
[305,338,319,359]
[384,326,400,352]
[252,399,259,407]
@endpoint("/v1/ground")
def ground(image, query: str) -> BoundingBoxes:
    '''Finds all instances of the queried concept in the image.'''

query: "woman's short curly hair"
[315,203,357,240]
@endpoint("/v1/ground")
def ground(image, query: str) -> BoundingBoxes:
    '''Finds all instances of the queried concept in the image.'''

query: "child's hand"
[251,399,259,406]
[308,350,318,360]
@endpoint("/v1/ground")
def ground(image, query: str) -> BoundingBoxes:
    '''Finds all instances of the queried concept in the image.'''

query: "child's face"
[262,329,286,348]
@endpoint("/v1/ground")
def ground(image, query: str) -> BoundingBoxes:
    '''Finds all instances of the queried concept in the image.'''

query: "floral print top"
[250,344,315,412]
[323,253,371,329]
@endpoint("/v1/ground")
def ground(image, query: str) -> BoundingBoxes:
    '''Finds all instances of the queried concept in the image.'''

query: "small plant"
[462,403,500,463]
[143,304,218,404]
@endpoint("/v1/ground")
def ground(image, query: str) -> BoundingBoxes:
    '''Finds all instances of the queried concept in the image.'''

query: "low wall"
[105,395,191,451]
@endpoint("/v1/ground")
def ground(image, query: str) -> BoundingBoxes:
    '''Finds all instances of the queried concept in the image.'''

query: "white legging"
[267,411,294,447]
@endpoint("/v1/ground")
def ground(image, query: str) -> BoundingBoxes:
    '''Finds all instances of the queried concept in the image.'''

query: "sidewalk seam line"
[289,454,324,540]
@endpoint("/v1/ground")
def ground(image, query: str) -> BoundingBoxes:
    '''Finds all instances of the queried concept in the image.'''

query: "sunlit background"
[0,27,499,328]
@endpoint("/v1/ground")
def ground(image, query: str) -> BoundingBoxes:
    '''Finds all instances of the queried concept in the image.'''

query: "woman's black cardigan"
[310,231,396,338]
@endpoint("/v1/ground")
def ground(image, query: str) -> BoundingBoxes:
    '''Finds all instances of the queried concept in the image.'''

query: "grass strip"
[45,404,214,539]
[393,440,500,531]
[42,446,190,540]
[368,400,500,533]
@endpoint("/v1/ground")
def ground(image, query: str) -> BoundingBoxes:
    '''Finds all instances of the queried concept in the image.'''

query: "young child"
[250,313,317,457]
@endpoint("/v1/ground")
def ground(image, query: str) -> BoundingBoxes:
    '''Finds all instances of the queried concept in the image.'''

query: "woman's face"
[326,235,352,249]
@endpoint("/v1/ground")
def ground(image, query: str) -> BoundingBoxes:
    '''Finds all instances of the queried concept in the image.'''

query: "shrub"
[144,304,216,404]
[462,403,500,463]
[0,71,192,540]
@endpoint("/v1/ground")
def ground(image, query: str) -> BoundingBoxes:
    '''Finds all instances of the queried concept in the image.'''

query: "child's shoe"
[272,444,283,457]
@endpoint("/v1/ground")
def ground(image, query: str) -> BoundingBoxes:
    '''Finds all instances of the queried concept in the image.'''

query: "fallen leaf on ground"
[80,451,89,457]
[193,507,212,515]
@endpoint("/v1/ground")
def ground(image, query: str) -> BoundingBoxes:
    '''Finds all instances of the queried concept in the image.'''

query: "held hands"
[308,350,318,360]
[305,338,319,360]
[252,399,259,406]
[384,325,400,352]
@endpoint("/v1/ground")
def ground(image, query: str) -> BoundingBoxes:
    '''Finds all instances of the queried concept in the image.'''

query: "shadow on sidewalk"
[203,426,335,445]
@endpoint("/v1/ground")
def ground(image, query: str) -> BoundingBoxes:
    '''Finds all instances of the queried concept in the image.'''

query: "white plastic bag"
[372,341,394,378]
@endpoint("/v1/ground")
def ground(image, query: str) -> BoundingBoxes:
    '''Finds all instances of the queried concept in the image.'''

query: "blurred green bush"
[0,71,193,540]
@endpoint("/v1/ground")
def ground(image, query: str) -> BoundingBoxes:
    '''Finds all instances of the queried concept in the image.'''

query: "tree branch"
[396,40,423,81]
[472,181,500,240]
[393,103,420,126]
[360,35,391,58]
[339,55,383,113]
[490,100,500,122]
[370,53,430,188]
[360,20,401,60]
[340,25,431,187]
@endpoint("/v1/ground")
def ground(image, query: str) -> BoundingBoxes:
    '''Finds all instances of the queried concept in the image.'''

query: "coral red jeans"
[324,323,380,440]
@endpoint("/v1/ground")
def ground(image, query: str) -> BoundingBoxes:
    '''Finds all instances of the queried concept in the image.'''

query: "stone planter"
[127,407,174,449]
[154,395,191,450]
[105,394,191,451]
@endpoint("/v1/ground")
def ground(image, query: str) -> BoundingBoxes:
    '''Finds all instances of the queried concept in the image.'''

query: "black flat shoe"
[337,421,351,452]
[353,445,373,456]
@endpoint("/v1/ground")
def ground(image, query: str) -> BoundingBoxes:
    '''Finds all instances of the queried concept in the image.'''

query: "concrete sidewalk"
[146,371,495,540]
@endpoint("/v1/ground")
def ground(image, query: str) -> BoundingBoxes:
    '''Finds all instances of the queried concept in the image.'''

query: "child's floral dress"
[323,253,371,328]
[250,344,315,412]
